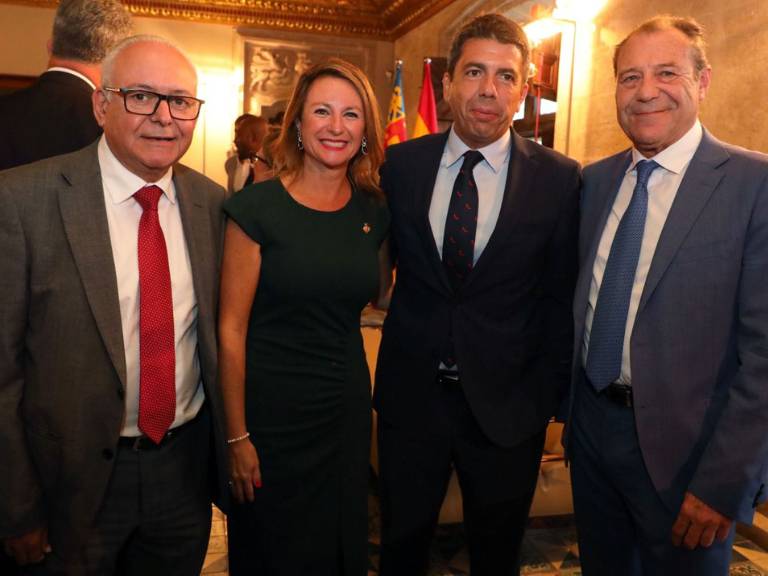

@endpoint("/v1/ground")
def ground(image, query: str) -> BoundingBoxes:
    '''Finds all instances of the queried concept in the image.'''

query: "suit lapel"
[573,152,631,343]
[464,131,534,289]
[58,144,127,388]
[174,166,215,323]
[412,133,452,292]
[576,152,632,300]
[637,132,729,313]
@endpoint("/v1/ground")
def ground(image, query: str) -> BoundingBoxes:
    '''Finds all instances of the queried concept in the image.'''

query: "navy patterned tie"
[443,150,484,290]
[585,160,659,391]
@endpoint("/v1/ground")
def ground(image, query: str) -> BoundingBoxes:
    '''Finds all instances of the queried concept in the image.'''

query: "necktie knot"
[134,185,163,212]
[461,150,484,173]
[635,160,659,188]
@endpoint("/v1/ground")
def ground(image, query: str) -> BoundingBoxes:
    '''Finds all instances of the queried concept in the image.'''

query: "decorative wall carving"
[243,38,367,119]
[0,0,458,39]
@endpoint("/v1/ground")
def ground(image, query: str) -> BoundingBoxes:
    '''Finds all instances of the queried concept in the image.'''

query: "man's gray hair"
[52,0,132,63]
[101,35,197,88]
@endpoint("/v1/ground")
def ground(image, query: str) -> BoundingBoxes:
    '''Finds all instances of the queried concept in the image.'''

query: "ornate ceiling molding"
[0,0,459,39]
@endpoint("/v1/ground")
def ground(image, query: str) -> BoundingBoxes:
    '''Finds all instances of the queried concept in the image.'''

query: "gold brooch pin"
[362,222,371,234]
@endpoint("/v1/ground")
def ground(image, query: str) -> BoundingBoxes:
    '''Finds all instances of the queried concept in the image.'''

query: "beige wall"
[393,0,768,164]
[0,4,393,186]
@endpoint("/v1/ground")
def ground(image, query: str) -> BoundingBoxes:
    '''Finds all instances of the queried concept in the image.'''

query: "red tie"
[134,185,176,444]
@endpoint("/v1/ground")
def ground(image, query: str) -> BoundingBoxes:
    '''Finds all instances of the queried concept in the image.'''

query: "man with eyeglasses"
[0,35,227,575]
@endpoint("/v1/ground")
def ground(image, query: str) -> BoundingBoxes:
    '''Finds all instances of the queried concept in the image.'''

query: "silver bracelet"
[226,432,250,444]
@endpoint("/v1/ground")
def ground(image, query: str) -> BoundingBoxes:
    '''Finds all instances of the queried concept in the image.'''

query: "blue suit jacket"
[571,129,768,523]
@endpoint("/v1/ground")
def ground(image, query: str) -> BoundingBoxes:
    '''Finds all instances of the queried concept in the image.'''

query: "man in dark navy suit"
[375,13,581,576]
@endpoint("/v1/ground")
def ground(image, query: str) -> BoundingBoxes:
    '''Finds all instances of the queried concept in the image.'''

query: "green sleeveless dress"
[223,178,389,575]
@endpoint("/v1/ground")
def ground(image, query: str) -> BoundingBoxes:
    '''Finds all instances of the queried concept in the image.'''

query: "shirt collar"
[443,126,511,173]
[46,67,96,90]
[629,120,703,175]
[98,135,175,205]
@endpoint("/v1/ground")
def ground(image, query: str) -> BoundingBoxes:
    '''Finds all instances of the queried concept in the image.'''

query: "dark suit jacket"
[571,130,768,523]
[0,142,228,558]
[374,130,581,447]
[0,70,101,171]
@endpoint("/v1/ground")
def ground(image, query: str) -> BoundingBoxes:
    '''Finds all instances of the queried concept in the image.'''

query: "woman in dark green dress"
[218,59,391,576]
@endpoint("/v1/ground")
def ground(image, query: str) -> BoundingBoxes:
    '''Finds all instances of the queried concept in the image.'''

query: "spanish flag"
[412,58,438,139]
[384,60,407,148]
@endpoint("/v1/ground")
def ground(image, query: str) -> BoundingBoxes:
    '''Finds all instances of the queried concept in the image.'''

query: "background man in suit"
[0,0,132,171]
[0,35,227,575]
[570,16,768,575]
[224,113,268,195]
[375,13,580,575]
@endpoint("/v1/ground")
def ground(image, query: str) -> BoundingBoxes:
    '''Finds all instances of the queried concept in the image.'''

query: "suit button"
[117,388,125,400]
[102,448,114,460]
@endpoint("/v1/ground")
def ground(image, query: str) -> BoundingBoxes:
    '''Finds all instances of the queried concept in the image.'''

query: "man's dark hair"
[613,15,709,77]
[447,13,531,79]
[52,0,132,63]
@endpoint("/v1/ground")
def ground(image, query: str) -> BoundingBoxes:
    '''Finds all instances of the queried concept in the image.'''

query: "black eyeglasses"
[103,87,204,120]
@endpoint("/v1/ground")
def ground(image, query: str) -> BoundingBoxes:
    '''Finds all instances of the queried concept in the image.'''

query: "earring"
[360,136,368,156]
[296,126,304,151]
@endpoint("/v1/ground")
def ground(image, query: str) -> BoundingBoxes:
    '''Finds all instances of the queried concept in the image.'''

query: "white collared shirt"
[429,127,510,263]
[232,158,252,193]
[582,121,704,384]
[46,66,96,90]
[98,136,204,436]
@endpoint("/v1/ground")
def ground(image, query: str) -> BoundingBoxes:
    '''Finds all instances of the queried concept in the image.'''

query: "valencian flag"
[412,58,438,139]
[384,60,407,148]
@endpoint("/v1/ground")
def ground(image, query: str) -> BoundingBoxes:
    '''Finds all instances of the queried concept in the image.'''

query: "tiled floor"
[202,506,228,575]
[203,501,768,576]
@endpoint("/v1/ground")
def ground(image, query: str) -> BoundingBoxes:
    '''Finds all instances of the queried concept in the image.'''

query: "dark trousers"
[570,375,735,576]
[21,410,213,576]
[377,378,545,576]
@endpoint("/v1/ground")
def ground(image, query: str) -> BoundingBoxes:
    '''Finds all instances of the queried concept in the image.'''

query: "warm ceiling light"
[553,0,608,21]
[524,17,564,45]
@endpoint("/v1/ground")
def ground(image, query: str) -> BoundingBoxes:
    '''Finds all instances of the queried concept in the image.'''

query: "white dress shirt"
[429,127,510,262]
[582,121,704,384]
[98,136,204,436]
[231,158,252,194]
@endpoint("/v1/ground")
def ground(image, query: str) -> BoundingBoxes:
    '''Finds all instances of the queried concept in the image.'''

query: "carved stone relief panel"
[243,37,368,120]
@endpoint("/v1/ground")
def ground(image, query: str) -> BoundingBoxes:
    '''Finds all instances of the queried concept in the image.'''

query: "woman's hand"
[228,439,262,503]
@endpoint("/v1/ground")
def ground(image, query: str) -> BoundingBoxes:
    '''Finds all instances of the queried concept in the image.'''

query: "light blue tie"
[585,160,659,391]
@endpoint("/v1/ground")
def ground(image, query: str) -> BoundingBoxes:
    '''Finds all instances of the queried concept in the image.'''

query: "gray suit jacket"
[0,142,227,557]
[571,129,768,523]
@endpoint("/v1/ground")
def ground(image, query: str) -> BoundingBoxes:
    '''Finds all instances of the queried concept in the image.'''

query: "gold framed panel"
[0,0,458,39]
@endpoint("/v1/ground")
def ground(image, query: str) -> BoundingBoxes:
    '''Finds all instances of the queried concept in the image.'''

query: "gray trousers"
[23,409,213,576]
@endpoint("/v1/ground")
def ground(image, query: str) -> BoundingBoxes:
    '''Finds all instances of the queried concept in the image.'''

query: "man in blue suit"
[570,15,768,575]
